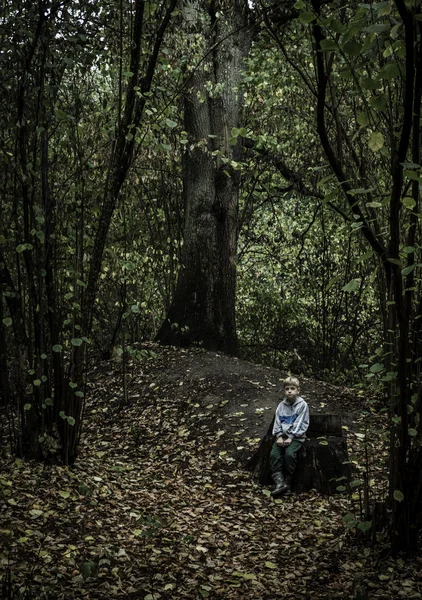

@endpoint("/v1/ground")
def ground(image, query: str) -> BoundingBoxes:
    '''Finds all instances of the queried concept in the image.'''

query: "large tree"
[156,0,254,355]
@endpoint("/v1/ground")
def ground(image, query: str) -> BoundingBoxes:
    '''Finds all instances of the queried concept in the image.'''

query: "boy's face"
[284,385,299,403]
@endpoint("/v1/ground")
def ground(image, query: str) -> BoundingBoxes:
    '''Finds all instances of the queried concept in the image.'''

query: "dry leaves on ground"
[1,346,421,599]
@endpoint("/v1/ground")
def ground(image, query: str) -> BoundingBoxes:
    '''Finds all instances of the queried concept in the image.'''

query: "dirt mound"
[87,344,363,465]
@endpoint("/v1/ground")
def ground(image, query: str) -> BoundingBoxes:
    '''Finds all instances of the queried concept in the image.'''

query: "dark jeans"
[270,438,304,479]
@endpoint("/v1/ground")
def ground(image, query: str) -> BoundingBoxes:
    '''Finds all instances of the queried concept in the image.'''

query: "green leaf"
[343,278,361,292]
[75,391,84,398]
[330,18,345,33]
[59,490,70,499]
[342,512,356,524]
[402,197,416,210]
[24,403,31,411]
[369,362,384,373]
[165,118,177,129]
[264,561,277,569]
[378,2,392,16]
[2,317,12,327]
[357,112,370,126]
[71,338,83,346]
[381,371,397,382]
[400,162,420,170]
[394,490,404,502]
[357,521,372,532]
[55,109,68,121]
[52,344,63,353]
[379,62,400,80]
[408,428,417,437]
[67,416,76,426]
[364,23,389,34]
[299,10,316,24]
[370,94,387,111]
[343,40,363,55]
[349,187,374,196]
[336,485,347,492]
[404,170,420,181]
[33,379,41,386]
[401,264,415,276]
[339,68,353,79]
[368,132,384,152]
[319,39,337,52]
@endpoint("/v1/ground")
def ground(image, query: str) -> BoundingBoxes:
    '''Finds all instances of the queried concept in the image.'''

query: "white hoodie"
[272,396,309,441]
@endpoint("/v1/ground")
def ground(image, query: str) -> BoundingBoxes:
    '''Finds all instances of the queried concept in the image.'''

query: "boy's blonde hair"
[283,376,300,389]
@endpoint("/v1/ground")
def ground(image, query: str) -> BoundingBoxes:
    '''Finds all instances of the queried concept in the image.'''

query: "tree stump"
[246,413,350,495]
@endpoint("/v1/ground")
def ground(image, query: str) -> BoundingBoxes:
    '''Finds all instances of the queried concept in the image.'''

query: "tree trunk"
[0,294,10,407]
[156,1,253,355]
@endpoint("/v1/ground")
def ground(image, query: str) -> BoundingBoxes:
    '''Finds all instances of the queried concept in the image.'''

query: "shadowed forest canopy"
[1,0,422,587]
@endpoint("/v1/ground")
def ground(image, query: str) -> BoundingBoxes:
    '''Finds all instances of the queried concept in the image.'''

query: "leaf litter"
[1,344,422,599]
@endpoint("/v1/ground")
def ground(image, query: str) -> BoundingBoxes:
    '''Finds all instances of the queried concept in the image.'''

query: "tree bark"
[156,1,253,355]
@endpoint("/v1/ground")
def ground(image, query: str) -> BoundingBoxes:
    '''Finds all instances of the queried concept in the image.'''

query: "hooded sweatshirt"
[272,396,309,441]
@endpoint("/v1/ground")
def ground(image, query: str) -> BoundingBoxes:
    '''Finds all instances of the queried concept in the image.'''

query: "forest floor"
[1,344,422,599]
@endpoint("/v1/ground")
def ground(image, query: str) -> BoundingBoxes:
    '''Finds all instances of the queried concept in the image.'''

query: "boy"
[270,376,309,497]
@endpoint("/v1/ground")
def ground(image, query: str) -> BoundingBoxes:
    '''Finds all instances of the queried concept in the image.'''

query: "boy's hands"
[276,437,292,447]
